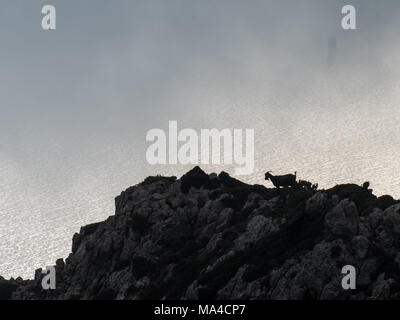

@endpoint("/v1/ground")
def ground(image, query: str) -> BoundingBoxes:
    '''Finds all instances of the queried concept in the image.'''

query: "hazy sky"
[1,1,400,278]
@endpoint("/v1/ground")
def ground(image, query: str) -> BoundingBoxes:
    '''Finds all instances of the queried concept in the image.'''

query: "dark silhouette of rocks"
[0,277,25,300]
[2,166,400,300]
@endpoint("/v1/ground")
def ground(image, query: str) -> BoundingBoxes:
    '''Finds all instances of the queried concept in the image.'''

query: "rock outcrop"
[3,167,400,300]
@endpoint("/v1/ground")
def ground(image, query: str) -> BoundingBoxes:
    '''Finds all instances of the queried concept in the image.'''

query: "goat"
[265,171,297,189]
[362,181,372,193]
[362,181,370,190]
[298,179,312,190]
[297,179,319,191]
[311,183,318,191]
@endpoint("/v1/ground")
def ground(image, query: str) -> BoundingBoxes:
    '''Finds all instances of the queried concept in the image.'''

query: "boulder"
[383,204,400,236]
[306,192,328,215]
[325,200,359,238]
[180,166,210,193]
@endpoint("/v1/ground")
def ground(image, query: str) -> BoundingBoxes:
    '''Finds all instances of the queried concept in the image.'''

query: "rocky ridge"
[2,166,400,300]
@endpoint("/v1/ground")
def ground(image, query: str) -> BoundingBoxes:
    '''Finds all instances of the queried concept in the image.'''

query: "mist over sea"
[1,0,400,278]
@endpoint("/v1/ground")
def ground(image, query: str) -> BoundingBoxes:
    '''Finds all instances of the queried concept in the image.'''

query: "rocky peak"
[3,167,400,300]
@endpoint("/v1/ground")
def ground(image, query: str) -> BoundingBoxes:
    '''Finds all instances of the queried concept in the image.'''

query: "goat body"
[265,171,297,189]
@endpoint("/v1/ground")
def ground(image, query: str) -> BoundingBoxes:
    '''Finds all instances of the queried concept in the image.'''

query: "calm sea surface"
[1,0,400,280]
[1,95,399,278]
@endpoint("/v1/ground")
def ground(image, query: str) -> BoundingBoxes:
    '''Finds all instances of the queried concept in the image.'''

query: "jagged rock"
[183,280,201,299]
[217,265,267,299]
[0,277,21,300]
[269,239,352,300]
[383,204,400,236]
[370,274,396,299]
[325,199,359,238]
[358,258,377,287]
[306,192,328,215]
[368,208,383,230]
[243,193,263,212]
[4,167,400,300]
[376,195,398,211]
[180,166,209,193]
[330,195,340,206]
[235,215,280,250]
[320,280,344,300]
[351,235,370,259]
[358,217,371,238]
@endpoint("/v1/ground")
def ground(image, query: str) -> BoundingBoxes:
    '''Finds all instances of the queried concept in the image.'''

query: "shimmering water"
[1,0,400,279]
[1,86,399,279]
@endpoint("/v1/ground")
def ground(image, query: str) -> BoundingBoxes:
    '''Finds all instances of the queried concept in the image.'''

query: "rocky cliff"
[2,166,400,300]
